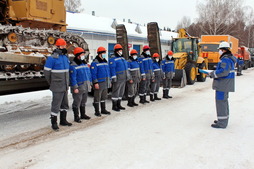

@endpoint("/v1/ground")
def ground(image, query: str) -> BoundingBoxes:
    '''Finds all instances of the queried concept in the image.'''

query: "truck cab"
[199,42,220,69]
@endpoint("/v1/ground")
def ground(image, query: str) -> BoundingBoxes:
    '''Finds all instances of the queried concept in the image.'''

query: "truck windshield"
[249,48,254,56]
[200,44,219,52]
[172,38,192,53]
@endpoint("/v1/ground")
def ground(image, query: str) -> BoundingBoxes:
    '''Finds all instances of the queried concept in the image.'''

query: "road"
[0,69,254,169]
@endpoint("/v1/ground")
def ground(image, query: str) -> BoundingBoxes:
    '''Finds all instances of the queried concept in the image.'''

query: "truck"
[199,35,239,69]
[0,0,88,95]
[237,46,251,69]
[249,48,254,67]
[171,29,208,87]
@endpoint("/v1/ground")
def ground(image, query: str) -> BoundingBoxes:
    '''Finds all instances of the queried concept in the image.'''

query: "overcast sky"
[81,0,254,30]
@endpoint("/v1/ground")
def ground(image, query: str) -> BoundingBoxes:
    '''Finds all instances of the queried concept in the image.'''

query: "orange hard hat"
[143,45,150,51]
[114,44,123,50]
[152,53,160,58]
[97,46,107,53]
[73,47,85,55]
[55,38,67,46]
[130,49,138,55]
[167,51,174,55]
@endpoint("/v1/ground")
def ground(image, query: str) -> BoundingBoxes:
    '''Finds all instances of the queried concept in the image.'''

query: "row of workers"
[44,38,175,130]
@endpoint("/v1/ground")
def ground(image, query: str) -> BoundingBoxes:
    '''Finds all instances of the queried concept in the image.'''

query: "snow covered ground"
[0,68,254,169]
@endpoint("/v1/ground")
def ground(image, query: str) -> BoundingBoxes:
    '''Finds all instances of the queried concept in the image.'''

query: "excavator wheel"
[185,63,196,85]
[197,62,207,82]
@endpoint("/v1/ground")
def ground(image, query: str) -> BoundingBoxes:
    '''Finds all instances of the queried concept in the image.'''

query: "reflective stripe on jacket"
[127,58,141,82]
[44,50,70,92]
[90,57,110,84]
[109,54,130,81]
[211,53,236,92]
[69,62,91,92]
[138,53,154,79]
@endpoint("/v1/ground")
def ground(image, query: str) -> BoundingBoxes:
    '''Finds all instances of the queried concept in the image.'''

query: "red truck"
[237,46,251,69]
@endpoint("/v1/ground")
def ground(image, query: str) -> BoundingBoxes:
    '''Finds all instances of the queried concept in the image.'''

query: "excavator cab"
[171,29,208,87]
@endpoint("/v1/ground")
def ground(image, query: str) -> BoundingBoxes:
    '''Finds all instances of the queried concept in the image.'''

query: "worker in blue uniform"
[109,44,131,112]
[44,38,72,130]
[209,42,236,129]
[69,47,92,123]
[151,53,162,101]
[127,49,141,107]
[138,45,154,104]
[161,50,175,99]
[90,46,111,116]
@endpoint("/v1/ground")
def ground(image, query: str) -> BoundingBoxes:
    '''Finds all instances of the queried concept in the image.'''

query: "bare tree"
[176,16,191,31]
[65,0,84,13]
[244,6,254,47]
[196,0,244,35]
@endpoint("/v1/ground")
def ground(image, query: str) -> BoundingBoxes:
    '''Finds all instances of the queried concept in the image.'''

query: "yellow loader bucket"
[172,69,187,88]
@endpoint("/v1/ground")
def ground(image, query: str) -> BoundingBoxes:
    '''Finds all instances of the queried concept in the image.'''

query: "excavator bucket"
[147,22,162,58]
[116,24,129,60]
[172,69,187,88]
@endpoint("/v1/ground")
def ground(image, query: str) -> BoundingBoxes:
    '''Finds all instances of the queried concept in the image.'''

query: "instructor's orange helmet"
[55,38,67,46]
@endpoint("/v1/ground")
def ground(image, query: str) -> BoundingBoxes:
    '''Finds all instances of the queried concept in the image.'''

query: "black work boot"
[132,96,139,106]
[127,97,134,107]
[73,107,81,123]
[144,95,150,103]
[60,110,72,126]
[112,100,120,111]
[80,106,91,120]
[150,94,155,102]
[211,123,226,129]
[51,115,59,130]
[101,102,111,115]
[93,103,101,116]
[117,100,125,110]
[163,90,168,99]
[167,90,172,98]
[154,94,161,100]
[139,96,145,104]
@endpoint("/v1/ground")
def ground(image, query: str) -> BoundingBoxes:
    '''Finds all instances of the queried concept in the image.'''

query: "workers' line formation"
[44,38,175,130]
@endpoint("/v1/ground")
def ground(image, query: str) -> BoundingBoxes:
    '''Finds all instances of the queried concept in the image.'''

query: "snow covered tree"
[65,0,84,13]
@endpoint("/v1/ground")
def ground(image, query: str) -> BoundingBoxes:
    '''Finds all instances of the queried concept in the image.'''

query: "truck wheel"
[185,63,196,85]
[197,62,207,82]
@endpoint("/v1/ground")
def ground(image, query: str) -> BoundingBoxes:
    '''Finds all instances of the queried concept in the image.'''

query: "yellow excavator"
[0,0,88,95]
[172,28,208,87]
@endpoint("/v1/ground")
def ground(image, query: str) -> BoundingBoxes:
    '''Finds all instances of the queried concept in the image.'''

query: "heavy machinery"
[199,35,239,69]
[147,22,162,58]
[172,28,208,87]
[249,48,254,67]
[237,46,251,69]
[116,24,129,60]
[0,0,88,95]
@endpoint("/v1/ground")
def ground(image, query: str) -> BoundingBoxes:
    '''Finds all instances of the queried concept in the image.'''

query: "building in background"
[66,12,178,61]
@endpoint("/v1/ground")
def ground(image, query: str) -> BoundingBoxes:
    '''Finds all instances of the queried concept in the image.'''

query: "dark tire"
[197,62,207,82]
[185,63,196,85]
[243,61,248,70]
